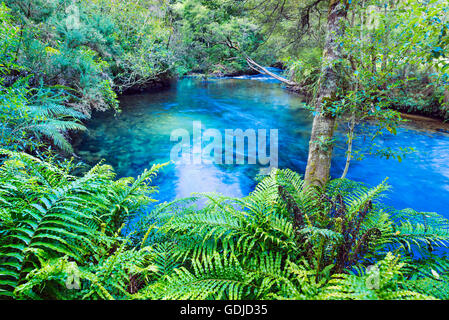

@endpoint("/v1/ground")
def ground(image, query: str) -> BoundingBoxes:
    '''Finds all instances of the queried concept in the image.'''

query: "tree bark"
[304,0,349,187]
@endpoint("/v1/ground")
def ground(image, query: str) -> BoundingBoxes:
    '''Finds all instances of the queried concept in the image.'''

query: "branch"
[224,37,298,86]
[245,56,297,86]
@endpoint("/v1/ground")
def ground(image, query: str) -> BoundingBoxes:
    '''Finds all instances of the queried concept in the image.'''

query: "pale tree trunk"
[304,0,349,186]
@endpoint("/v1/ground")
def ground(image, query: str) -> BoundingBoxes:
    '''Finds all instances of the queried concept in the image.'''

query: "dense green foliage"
[0,77,87,153]
[1,153,448,300]
[338,0,449,120]
[298,0,449,121]
[170,0,275,75]
[136,169,449,299]
[0,150,166,299]
[1,0,178,112]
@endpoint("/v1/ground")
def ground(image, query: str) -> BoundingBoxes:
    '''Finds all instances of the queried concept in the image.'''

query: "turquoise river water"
[75,72,449,219]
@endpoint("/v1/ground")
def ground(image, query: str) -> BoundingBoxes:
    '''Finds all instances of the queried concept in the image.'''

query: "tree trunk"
[304,0,349,187]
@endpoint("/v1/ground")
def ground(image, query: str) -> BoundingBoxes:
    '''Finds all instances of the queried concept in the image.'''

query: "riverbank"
[115,72,449,136]
[400,113,449,133]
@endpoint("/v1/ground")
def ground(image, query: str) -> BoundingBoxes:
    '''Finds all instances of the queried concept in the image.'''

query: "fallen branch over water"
[224,37,298,87]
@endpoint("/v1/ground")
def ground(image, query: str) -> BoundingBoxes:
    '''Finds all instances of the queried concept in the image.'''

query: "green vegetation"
[171,0,274,75]
[0,77,87,154]
[0,150,166,299]
[1,0,449,301]
[0,154,448,299]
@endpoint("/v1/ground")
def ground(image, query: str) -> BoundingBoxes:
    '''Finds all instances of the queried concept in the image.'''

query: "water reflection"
[173,163,245,199]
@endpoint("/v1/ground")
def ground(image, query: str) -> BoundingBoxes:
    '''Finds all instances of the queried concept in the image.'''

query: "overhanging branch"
[224,37,298,86]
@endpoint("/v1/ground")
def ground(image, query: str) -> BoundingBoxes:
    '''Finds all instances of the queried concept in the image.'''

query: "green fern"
[0,150,166,298]
[2,159,448,300]
[134,169,449,300]
[0,79,87,153]
[321,253,434,300]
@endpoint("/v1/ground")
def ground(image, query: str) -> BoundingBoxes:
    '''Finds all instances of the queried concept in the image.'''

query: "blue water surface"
[75,72,449,218]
